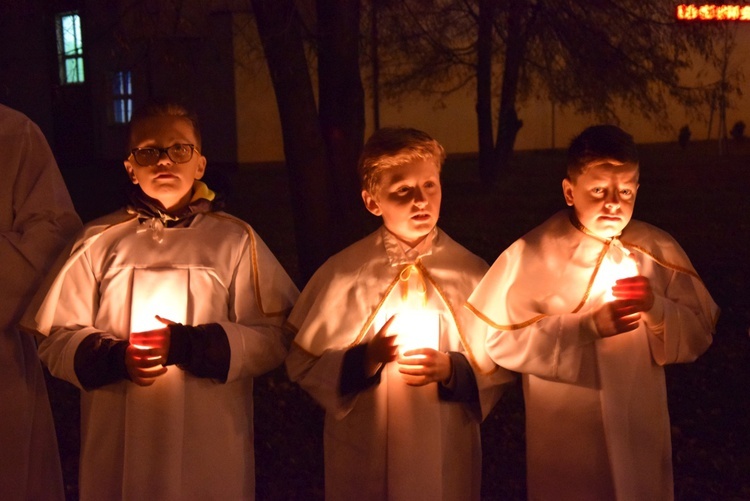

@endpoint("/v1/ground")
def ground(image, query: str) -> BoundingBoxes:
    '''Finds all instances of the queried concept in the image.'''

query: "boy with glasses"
[27,101,298,500]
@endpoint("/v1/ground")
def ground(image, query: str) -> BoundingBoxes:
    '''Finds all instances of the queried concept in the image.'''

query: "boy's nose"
[156,151,173,166]
[413,189,428,208]
[605,192,620,208]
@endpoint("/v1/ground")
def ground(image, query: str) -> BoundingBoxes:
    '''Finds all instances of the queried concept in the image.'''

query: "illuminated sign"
[676,4,750,20]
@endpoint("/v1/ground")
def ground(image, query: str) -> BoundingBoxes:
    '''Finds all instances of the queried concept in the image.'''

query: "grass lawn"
[50,139,750,500]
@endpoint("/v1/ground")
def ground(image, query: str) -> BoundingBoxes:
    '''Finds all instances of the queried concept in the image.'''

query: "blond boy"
[467,125,718,500]
[286,127,511,501]
[28,102,298,500]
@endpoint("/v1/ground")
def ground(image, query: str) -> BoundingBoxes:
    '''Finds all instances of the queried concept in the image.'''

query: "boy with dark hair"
[28,101,298,500]
[467,125,718,500]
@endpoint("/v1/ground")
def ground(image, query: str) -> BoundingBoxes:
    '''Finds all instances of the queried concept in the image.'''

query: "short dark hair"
[566,125,638,180]
[127,100,201,151]
[358,127,445,194]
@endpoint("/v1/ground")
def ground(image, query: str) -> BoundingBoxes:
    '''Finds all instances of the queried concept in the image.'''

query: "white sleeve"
[645,269,714,365]
[286,343,358,420]
[1,116,80,331]
[37,249,105,389]
[485,312,600,383]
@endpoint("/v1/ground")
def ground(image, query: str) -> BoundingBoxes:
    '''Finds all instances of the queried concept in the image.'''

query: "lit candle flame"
[129,269,187,348]
[389,309,440,358]
[599,252,639,303]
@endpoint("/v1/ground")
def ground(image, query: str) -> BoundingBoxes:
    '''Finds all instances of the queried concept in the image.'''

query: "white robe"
[466,210,719,501]
[286,227,512,501]
[0,104,80,501]
[27,209,298,501]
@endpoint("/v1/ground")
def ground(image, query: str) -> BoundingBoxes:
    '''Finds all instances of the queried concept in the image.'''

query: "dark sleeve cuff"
[74,333,130,390]
[166,323,230,382]
[438,352,479,405]
[339,343,382,397]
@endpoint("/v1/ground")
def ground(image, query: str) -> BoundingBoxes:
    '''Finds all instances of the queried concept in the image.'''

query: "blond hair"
[358,127,445,194]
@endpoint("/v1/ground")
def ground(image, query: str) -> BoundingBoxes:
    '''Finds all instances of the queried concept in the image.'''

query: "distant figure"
[678,125,691,149]
[286,127,513,500]
[26,101,298,500]
[467,125,718,500]
[1,103,81,500]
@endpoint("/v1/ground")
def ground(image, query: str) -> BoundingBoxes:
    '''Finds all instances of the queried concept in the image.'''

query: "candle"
[129,269,188,348]
[599,251,639,302]
[388,309,440,357]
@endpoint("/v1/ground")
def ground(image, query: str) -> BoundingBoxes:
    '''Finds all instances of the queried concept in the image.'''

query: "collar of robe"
[127,181,220,242]
[382,226,437,307]
[566,209,638,312]
[567,209,634,264]
[568,209,622,244]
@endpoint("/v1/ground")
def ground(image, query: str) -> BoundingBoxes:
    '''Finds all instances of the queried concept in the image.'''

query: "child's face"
[124,116,206,212]
[362,159,441,247]
[562,160,639,239]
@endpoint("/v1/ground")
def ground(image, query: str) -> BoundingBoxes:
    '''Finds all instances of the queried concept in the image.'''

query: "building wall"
[0,1,60,142]
[86,3,238,164]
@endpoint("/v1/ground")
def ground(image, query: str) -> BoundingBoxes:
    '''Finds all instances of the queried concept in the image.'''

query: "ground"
[48,139,749,500]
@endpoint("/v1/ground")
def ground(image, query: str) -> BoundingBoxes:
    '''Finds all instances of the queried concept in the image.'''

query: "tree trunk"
[491,1,527,183]
[370,1,381,131]
[251,0,334,283]
[476,0,495,183]
[317,0,366,252]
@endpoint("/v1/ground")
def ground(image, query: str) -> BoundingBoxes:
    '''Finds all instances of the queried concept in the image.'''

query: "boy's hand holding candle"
[126,315,175,386]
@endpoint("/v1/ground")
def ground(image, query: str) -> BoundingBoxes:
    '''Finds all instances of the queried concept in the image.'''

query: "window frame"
[55,12,85,85]
[110,70,133,125]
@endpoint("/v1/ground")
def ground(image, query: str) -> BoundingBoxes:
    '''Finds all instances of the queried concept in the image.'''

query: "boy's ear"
[123,160,139,185]
[361,190,382,216]
[194,154,207,180]
[562,178,574,206]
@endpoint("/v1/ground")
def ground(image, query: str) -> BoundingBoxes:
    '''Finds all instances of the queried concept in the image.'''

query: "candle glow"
[596,247,640,303]
[129,269,187,348]
[598,252,640,303]
[390,309,440,357]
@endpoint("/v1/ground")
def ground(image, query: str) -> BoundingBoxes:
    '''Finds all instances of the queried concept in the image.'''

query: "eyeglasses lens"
[168,144,193,163]
[134,149,160,166]
[133,145,194,166]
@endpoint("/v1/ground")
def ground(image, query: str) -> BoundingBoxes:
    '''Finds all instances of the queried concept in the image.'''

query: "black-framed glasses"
[129,144,199,166]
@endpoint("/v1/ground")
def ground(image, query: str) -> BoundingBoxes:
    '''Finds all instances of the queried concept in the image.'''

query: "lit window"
[112,71,133,124]
[56,12,84,84]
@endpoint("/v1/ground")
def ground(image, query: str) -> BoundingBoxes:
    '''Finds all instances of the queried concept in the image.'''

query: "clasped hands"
[365,315,452,387]
[126,315,175,386]
[594,275,655,338]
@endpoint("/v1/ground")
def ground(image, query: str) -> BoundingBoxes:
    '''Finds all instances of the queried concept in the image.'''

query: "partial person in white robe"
[286,128,512,501]
[24,102,298,501]
[466,125,718,501]
[0,103,80,501]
